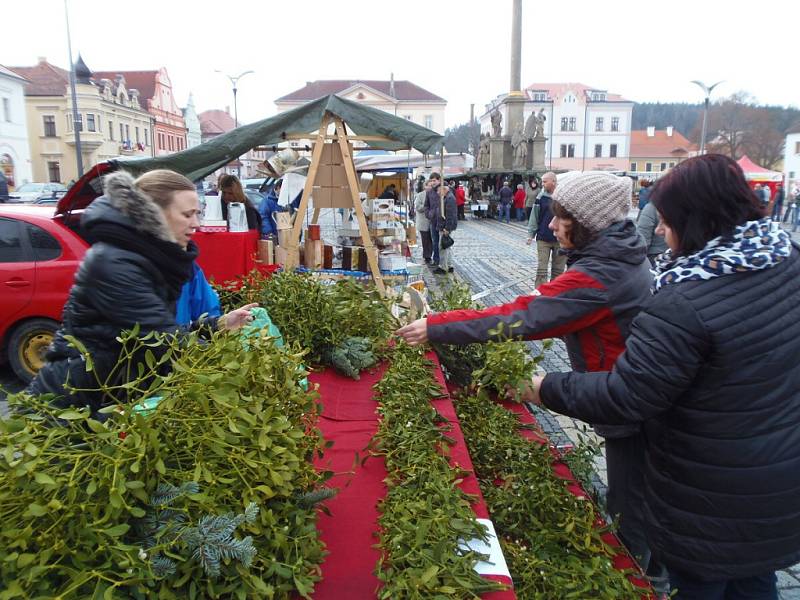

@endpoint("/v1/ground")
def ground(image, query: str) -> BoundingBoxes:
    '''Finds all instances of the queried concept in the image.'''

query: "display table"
[309,354,515,599]
[193,230,259,285]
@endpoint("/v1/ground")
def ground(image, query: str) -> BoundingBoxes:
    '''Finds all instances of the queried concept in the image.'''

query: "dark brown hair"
[649,154,764,256]
[551,200,596,248]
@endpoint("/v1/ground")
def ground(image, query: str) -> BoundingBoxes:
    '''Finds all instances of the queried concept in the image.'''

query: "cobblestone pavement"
[414,212,800,596]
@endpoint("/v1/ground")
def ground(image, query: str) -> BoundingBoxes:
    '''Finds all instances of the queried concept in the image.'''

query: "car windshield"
[16,183,46,193]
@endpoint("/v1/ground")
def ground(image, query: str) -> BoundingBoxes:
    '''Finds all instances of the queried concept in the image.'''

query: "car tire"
[7,318,58,383]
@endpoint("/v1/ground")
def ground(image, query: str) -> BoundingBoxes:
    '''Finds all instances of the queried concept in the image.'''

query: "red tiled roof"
[525,82,630,103]
[92,70,158,101]
[630,129,697,157]
[8,61,70,96]
[276,80,446,103]
[199,109,235,135]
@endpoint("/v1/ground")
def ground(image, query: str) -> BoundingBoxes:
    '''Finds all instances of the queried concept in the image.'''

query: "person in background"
[637,198,668,266]
[470,178,484,218]
[637,179,651,210]
[219,174,262,231]
[524,178,539,221]
[527,154,800,599]
[0,171,9,202]
[498,180,513,223]
[397,172,661,584]
[527,171,565,288]
[771,183,784,222]
[415,179,433,264]
[513,183,526,221]
[455,181,466,220]
[379,184,398,201]
[424,172,444,267]
[258,180,283,238]
[28,169,257,416]
[433,184,457,275]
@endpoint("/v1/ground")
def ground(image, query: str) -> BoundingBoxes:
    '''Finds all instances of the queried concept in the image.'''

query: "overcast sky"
[4,0,797,130]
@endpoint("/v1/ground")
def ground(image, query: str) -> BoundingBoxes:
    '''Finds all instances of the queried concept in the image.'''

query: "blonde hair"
[134,169,195,209]
[218,174,247,204]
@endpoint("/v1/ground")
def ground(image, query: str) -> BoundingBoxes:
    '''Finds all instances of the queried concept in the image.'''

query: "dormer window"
[357,92,365,100]
[529,91,547,102]
[590,91,607,102]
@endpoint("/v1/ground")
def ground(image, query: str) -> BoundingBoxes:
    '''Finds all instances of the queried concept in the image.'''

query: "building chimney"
[666,126,674,137]
[225,105,230,115]
[38,56,47,64]
[647,126,655,137]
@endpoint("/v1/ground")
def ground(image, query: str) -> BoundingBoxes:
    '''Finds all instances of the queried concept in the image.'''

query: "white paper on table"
[203,195,223,222]
[278,172,307,208]
[460,518,511,578]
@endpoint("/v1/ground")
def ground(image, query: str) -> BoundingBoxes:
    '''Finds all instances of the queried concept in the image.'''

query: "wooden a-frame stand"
[285,111,386,294]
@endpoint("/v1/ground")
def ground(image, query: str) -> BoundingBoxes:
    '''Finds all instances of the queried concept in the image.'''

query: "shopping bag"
[228,202,249,232]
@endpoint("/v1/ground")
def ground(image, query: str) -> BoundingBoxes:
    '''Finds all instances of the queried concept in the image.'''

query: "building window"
[660,162,667,171]
[567,144,575,158]
[125,124,130,141]
[594,144,602,158]
[2,98,10,122]
[120,123,125,142]
[559,144,567,158]
[87,113,96,132]
[611,117,620,132]
[795,141,800,154]
[47,161,61,183]
[568,117,576,131]
[43,115,57,137]
[404,115,412,121]
[74,114,83,132]
[630,162,637,171]
[595,117,604,132]
[560,117,568,132]
[669,162,675,168]
[144,129,149,146]
[645,162,652,172]
[424,115,433,129]
[135,127,140,144]
[531,92,546,101]
[109,121,114,140]
[610,144,618,158]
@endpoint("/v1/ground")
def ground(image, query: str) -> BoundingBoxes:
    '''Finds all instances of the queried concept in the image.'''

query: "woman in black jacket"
[28,169,256,415]
[219,174,262,231]
[527,154,800,599]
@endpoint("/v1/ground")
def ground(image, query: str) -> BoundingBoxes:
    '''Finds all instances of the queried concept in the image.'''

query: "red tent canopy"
[737,155,782,182]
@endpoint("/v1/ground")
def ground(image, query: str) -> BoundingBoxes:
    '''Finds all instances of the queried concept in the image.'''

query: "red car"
[0,204,88,381]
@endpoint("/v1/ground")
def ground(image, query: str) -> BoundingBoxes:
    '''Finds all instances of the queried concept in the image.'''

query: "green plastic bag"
[240,307,309,391]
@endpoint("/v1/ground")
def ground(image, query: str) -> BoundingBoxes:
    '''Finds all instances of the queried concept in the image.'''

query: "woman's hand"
[219,303,259,331]
[395,318,429,346]
[505,375,545,405]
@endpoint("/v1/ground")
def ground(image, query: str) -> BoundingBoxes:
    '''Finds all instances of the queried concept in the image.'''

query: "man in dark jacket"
[497,181,513,223]
[433,185,458,275]
[424,172,443,266]
[527,172,566,287]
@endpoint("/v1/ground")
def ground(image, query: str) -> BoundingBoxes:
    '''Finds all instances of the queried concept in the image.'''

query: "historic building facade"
[629,126,696,180]
[480,83,633,172]
[0,65,33,188]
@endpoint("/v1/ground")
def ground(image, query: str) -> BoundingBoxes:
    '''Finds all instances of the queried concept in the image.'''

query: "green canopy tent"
[115,94,444,182]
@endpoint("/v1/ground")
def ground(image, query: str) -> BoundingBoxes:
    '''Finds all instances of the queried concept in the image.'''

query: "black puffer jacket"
[541,244,800,580]
[28,172,204,415]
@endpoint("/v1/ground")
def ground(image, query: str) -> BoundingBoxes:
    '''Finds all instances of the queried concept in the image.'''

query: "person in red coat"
[453,181,466,220]
[513,183,526,221]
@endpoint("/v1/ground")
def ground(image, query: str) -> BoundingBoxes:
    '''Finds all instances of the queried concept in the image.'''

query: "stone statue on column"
[512,124,527,169]
[532,108,546,139]
[490,108,503,137]
[477,133,491,170]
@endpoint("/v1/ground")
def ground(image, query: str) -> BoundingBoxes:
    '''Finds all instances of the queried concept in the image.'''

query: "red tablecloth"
[193,230,258,285]
[310,354,515,599]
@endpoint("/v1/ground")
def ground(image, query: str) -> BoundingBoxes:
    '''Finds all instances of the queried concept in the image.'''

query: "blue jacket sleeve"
[176,264,221,326]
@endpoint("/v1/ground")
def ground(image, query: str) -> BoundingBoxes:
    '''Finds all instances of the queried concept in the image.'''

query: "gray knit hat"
[552,171,632,232]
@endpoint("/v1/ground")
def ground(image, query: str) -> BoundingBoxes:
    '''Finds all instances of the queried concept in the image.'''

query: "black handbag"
[440,232,454,249]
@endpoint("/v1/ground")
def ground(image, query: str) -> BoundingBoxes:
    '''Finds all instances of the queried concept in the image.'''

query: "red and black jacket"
[427,220,652,437]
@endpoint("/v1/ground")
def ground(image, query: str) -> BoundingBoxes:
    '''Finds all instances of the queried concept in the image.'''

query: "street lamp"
[691,80,723,156]
[215,70,254,177]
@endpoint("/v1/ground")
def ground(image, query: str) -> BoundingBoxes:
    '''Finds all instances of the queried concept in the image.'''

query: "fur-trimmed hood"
[81,171,176,243]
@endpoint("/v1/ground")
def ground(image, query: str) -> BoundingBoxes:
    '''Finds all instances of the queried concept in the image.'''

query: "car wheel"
[8,318,58,383]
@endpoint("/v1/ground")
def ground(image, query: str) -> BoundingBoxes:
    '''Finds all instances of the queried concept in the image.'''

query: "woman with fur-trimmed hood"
[27,169,256,416]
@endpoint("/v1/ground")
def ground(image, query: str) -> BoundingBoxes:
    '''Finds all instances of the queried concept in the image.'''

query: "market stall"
[737,154,783,197]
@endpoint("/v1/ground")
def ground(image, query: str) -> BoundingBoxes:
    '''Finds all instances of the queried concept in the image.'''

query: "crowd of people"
[399,155,800,600]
